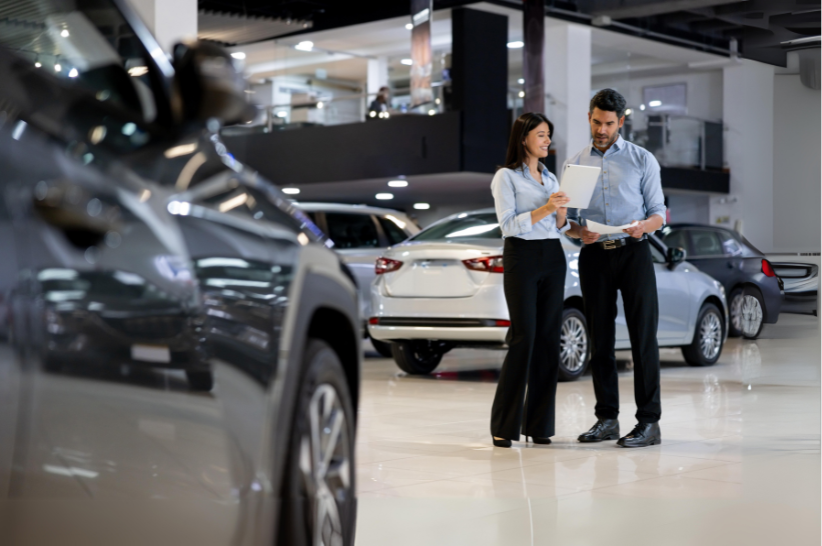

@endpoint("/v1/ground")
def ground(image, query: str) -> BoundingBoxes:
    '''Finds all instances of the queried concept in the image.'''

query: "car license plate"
[131,344,171,363]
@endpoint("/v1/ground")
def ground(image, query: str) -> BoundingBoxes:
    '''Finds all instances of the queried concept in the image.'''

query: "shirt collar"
[589,134,625,156]
[520,162,549,177]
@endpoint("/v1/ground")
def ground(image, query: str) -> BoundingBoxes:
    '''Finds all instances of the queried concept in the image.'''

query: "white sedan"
[369,209,728,380]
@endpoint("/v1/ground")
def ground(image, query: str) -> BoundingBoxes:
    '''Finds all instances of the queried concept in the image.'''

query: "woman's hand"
[546,192,570,214]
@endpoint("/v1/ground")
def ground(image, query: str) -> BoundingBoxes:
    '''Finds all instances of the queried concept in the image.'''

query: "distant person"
[489,112,570,448]
[564,88,666,448]
[367,86,390,120]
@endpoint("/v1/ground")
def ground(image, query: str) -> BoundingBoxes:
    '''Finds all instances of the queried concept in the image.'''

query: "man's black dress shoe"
[617,422,661,448]
[578,419,620,443]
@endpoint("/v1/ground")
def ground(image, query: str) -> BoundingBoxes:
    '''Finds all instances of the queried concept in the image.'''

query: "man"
[367,86,390,120]
[565,89,666,448]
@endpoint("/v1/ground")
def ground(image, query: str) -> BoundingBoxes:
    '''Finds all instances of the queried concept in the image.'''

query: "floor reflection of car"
[25,268,212,390]
[295,202,419,356]
[369,209,728,379]
[0,1,359,545]
[659,224,783,339]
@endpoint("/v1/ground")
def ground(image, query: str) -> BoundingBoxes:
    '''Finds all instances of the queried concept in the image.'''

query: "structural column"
[544,23,591,171]
[720,59,774,252]
[367,56,389,98]
[522,0,545,115]
[128,0,198,53]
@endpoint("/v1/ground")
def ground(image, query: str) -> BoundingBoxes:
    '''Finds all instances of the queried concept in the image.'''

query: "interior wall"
[667,194,710,225]
[772,74,821,253]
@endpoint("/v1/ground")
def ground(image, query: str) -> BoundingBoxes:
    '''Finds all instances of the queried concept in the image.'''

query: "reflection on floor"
[355,314,821,546]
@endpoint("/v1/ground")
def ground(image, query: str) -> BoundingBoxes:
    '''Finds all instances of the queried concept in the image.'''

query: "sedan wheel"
[391,340,451,374]
[559,308,590,381]
[682,302,724,366]
[740,293,764,339]
[728,289,744,337]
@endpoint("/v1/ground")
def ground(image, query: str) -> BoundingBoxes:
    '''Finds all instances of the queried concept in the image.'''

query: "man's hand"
[581,226,600,245]
[623,220,646,239]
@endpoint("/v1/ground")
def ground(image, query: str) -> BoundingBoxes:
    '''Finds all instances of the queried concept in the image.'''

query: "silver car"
[295,203,420,353]
[369,209,728,380]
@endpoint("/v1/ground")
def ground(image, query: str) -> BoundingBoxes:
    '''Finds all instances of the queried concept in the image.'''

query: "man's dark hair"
[589,88,627,119]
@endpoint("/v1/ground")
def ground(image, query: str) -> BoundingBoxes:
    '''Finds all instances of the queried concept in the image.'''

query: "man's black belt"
[587,235,647,250]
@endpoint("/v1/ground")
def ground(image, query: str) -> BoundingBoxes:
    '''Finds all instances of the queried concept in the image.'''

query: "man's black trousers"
[578,239,661,424]
[491,237,566,440]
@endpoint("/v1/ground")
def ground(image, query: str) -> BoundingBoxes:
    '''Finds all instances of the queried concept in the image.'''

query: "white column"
[544,23,591,169]
[367,56,389,97]
[720,59,775,252]
[128,0,198,54]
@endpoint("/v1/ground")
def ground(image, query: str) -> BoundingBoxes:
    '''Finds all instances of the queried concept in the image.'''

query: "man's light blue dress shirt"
[491,163,572,240]
[564,136,667,241]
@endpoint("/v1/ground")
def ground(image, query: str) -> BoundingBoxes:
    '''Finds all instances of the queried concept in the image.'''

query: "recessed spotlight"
[34,61,42,68]
[517,78,524,84]
[295,41,314,51]
[413,203,430,210]
[428,109,436,116]
[60,29,69,38]
[518,91,525,98]
[388,180,408,187]
[376,193,394,200]
[625,108,633,116]
[231,52,246,60]
[400,58,413,66]
[405,23,413,30]
[316,101,324,109]
[640,104,646,111]
[507,41,524,49]
[68,68,78,78]
[282,188,300,195]
[649,100,662,107]
[54,63,62,72]
[277,111,288,118]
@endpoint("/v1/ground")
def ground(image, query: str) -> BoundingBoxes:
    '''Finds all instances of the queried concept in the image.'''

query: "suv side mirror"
[667,247,686,269]
[172,40,256,127]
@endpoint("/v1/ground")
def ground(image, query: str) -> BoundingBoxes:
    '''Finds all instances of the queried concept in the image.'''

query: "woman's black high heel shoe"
[492,437,512,448]
[532,437,552,445]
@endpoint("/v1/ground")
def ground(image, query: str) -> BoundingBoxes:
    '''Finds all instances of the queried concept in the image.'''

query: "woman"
[490,112,570,448]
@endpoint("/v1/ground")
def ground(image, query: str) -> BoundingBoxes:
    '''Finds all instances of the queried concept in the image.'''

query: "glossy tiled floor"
[355,314,821,546]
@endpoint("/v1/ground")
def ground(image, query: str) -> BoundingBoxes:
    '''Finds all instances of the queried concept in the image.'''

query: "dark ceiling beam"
[579,0,746,19]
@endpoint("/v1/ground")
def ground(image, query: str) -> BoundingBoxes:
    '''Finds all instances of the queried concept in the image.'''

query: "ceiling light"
[640,104,646,111]
[376,193,394,200]
[400,58,413,66]
[405,23,413,30]
[649,100,662,107]
[60,29,69,38]
[34,60,41,68]
[507,41,524,49]
[388,180,408,187]
[68,68,78,78]
[517,78,524,84]
[295,41,314,51]
[54,63,62,72]
[518,91,525,98]
[413,203,430,210]
[428,109,436,116]
[625,108,633,116]
[231,52,246,60]
[282,188,300,195]
[316,101,324,109]
[276,111,288,118]
[164,143,197,158]
[128,66,148,77]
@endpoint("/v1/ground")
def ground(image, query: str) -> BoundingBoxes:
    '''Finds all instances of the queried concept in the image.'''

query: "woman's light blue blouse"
[490,163,572,240]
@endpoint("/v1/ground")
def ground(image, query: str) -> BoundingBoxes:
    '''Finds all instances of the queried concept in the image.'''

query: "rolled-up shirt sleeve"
[641,152,666,224]
[491,170,533,237]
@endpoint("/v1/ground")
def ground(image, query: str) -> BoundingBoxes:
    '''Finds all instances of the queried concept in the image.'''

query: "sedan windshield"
[412,213,502,241]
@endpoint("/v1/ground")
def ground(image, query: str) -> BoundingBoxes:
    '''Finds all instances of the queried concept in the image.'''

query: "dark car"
[659,224,783,339]
[0,2,359,545]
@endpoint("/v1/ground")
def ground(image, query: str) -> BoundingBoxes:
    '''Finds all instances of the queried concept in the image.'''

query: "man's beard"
[592,131,618,149]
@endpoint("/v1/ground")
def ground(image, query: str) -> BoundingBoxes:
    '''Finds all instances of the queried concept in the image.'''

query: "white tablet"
[559,164,601,209]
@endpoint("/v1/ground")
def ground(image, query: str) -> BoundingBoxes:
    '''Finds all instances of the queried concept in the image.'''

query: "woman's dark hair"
[589,88,626,119]
[502,112,553,171]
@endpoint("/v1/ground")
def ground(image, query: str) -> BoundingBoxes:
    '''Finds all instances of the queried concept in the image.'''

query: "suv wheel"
[682,302,724,366]
[278,339,356,546]
[368,336,394,358]
[559,308,590,381]
[391,340,450,374]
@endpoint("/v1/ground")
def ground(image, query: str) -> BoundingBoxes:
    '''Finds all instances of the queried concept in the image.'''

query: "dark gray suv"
[0,1,359,545]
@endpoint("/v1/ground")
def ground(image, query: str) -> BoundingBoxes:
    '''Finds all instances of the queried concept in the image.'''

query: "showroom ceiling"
[198,0,819,66]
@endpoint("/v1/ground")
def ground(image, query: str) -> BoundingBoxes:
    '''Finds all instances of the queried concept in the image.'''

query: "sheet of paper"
[558,164,601,209]
[586,219,639,235]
